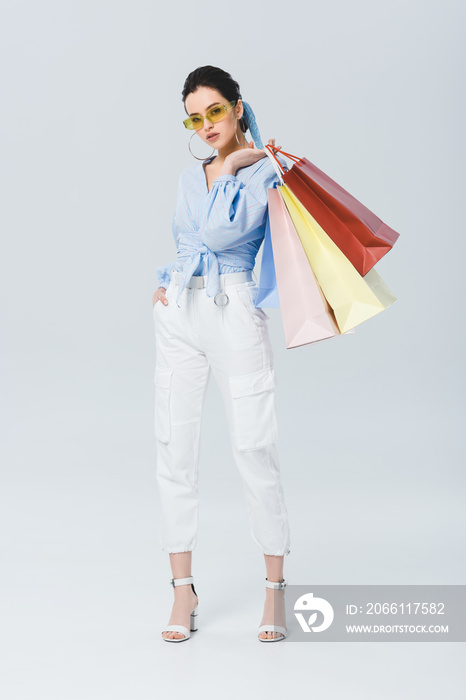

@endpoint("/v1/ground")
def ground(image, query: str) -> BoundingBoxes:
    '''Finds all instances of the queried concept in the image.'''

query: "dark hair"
[182,65,248,134]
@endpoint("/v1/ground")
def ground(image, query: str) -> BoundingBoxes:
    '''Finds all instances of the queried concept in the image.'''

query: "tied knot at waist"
[173,246,220,307]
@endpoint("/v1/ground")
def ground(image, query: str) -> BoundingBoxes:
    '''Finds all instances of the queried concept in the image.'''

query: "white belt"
[172,270,253,306]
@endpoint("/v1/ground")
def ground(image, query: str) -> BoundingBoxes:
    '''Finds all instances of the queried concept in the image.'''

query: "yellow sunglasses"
[183,100,237,130]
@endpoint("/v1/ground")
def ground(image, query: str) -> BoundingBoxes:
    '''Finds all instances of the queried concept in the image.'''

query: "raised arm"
[200,159,280,252]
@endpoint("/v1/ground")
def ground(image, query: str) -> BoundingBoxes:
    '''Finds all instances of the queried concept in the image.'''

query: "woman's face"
[184,86,243,150]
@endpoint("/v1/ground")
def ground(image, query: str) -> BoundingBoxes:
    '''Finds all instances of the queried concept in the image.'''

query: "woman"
[152,66,291,643]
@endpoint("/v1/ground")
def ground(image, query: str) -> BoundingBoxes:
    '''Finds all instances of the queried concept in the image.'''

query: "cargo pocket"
[229,367,279,451]
[154,366,173,443]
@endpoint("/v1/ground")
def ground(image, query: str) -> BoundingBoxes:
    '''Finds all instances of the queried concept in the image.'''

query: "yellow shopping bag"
[278,185,397,333]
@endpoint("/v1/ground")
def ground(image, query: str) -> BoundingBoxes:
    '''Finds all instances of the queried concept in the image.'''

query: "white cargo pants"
[152,269,291,557]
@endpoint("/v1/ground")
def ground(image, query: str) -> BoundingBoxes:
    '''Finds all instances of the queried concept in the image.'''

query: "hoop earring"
[188,132,216,160]
[235,117,246,146]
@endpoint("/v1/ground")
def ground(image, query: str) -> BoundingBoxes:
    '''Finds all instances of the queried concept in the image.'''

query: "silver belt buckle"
[214,291,229,307]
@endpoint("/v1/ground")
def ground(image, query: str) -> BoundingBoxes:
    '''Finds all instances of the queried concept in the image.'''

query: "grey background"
[1,0,465,697]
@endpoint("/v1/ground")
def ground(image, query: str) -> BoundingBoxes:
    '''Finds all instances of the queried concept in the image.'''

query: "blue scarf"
[241,101,263,149]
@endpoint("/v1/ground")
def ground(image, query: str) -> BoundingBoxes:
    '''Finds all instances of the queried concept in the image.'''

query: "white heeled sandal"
[258,577,288,642]
[161,575,199,642]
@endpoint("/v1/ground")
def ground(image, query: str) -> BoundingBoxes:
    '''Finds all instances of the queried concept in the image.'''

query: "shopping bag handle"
[274,148,301,163]
[266,145,302,164]
[262,144,285,185]
[262,144,303,180]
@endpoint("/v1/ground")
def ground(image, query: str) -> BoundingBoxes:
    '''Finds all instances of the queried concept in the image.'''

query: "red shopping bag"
[266,146,400,276]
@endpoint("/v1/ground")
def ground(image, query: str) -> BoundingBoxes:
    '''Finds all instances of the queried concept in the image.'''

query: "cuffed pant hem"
[262,548,291,557]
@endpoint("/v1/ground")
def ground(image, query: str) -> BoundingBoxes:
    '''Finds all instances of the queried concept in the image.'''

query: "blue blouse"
[156,152,288,308]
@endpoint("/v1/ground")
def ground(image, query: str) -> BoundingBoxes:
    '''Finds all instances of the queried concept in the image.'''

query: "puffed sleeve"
[156,260,176,289]
[200,158,281,252]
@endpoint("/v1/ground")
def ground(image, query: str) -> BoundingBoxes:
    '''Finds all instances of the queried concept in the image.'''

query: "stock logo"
[294,592,334,632]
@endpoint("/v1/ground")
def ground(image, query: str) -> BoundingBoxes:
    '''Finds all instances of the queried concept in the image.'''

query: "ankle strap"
[170,576,193,587]
[265,577,287,590]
